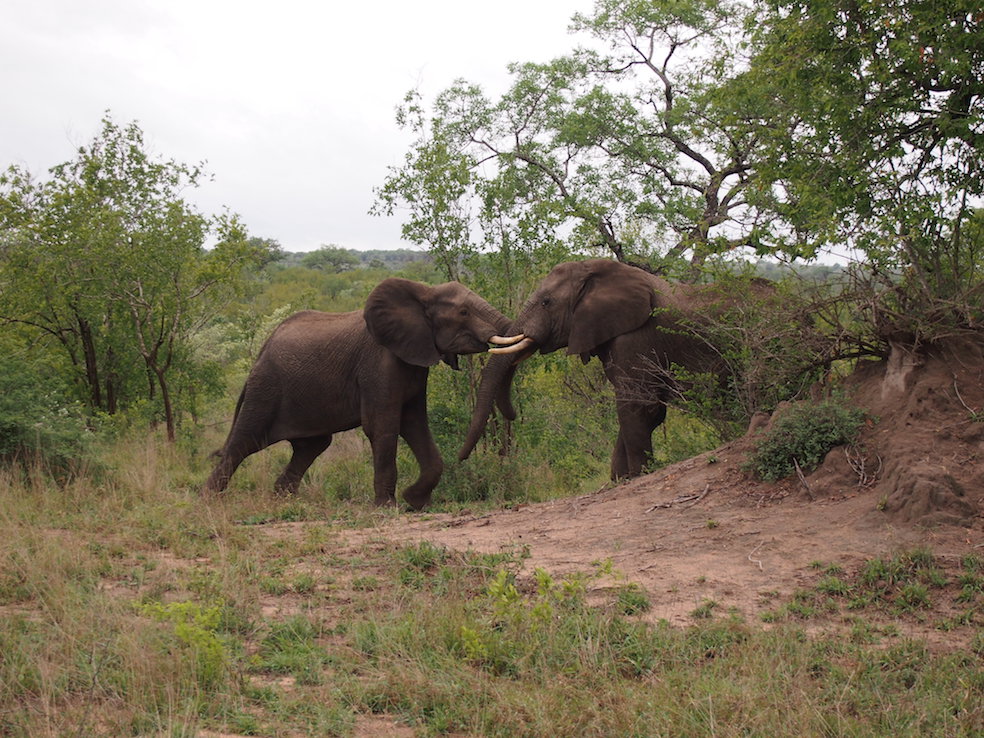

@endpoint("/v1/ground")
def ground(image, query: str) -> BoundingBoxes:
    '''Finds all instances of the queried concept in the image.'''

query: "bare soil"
[333,339,984,646]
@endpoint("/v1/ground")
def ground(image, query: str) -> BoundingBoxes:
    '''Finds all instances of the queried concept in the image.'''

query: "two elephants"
[207,260,752,507]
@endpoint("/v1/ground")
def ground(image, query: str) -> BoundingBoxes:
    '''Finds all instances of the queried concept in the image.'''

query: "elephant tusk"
[488,333,527,346]
[489,337,536,355]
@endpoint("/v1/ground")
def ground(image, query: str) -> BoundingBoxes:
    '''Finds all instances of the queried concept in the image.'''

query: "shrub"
[744,399,866,482]
[0,356,91,471]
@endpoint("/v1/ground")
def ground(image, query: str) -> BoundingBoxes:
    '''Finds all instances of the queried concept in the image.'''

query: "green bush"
[0,356,91,470]
[744,399,866,482]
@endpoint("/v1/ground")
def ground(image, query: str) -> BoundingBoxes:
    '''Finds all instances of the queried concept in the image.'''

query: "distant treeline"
[273,245,845,283]
[275,246,433,271]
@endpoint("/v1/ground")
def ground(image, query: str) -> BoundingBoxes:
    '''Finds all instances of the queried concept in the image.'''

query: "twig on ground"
[748,540,765,571]
[646,484,710,512]
[953,379,980,415]
[844,446,882,488]
[793,459,813,500]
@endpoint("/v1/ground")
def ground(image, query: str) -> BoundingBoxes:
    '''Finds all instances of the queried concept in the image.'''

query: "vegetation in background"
[0,115,274,440]
[745,0,984,342]
[0,351,90,471]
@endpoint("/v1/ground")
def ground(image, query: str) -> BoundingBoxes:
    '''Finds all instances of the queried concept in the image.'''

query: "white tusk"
[488,333,527,346]
[489,337,536,355]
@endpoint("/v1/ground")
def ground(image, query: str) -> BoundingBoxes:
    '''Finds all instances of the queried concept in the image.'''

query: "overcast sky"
[2,0,592,252]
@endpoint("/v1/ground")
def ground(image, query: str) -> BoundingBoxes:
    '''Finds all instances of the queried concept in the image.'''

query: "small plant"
[691,599,718,619]
[351,575,379,591]
[816,575,851,596]
[137,600,233,688]
[255,616,331,685]
[616,584,652,615]
[744,399,866,481]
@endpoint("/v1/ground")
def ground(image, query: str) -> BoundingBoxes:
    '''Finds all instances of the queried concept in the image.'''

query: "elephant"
[204,277,521,509]
[458,259,768,480]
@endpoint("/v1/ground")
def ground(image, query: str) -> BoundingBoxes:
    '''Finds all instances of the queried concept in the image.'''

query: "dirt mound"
[842,338,984,526]
[342,338,984,643]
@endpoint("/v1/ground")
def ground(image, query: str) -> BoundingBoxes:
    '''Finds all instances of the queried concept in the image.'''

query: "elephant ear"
[364,278,441,367]
[568,261,658,356]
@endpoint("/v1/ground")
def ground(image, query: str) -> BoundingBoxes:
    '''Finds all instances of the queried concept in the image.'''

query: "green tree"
[373,93,476,282]
[375,0,783,278]
[300,244,360,272]
[744,0,984,334]
[0,115,271,440]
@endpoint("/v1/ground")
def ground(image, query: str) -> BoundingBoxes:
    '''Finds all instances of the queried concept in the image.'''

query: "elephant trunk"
[478,301,512,337]
[459,349,525,461]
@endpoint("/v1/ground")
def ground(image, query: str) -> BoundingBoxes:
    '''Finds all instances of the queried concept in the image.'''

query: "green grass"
[1,431,982,737]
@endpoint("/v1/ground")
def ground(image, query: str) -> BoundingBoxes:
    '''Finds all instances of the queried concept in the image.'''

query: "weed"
[616,584,652,615]
[137,600,234,689]
[691,599,718,619]
[255,616,331,685]
[816,575,851,596]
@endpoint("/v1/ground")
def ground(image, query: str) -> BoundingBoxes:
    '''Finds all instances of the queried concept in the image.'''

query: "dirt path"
[332,435,981,641]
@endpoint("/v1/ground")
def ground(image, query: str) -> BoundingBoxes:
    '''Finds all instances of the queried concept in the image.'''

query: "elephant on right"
[458,259,771,480]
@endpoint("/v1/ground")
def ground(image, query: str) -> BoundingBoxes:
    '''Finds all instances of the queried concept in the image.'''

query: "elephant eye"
[540,297,551,307]
[459,308,469,317]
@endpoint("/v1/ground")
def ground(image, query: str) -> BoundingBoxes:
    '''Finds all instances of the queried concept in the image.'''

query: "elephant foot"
[273,478,301,496]
[202,471,230,496]
[373,494,398,508]
[401,488,432,512]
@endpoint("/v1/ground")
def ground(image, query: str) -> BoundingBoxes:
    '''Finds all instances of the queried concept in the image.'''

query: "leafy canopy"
[0,115,272,438]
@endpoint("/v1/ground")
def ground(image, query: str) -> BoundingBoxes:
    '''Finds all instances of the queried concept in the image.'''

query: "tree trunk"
[155,367,175,442]
[77,317,103,411]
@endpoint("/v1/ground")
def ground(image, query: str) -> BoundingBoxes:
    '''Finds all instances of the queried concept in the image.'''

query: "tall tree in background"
[376,0,787,279]
[0,115,271,440]
[744,0,983,333]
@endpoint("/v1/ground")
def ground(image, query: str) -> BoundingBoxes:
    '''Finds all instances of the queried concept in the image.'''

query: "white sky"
[2,0,592,252]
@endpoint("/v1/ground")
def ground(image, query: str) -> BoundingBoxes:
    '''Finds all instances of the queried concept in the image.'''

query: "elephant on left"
[204,278,518,509]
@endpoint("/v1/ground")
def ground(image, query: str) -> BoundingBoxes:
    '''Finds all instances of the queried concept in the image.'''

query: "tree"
[375,0,786,278]
[744,0,984,335]
[300,244,360,272]
[0,115,272,440]
[372,93,477,282]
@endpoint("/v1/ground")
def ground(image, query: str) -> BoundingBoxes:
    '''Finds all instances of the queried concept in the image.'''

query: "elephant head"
[364,278,517,369]
[459,259,667,460]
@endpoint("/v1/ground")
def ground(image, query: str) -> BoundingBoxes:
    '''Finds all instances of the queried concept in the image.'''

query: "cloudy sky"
[2,0,592,252]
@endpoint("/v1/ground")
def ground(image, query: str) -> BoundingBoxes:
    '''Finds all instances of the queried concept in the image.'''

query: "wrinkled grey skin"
[205,278,511,509]
[459,259,735,480]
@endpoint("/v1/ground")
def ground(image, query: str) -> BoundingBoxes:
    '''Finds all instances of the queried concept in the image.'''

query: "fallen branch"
[844,446,882,488]
[646,484,710,512]
[953,379,981,416]
[793,458,813,500]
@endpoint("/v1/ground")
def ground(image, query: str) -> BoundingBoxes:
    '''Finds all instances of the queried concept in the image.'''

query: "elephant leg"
[613,399,665,479]
[365,428,400,507]
[274,435,333,496]
[610,430,630,481]
[398,396,444,511]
